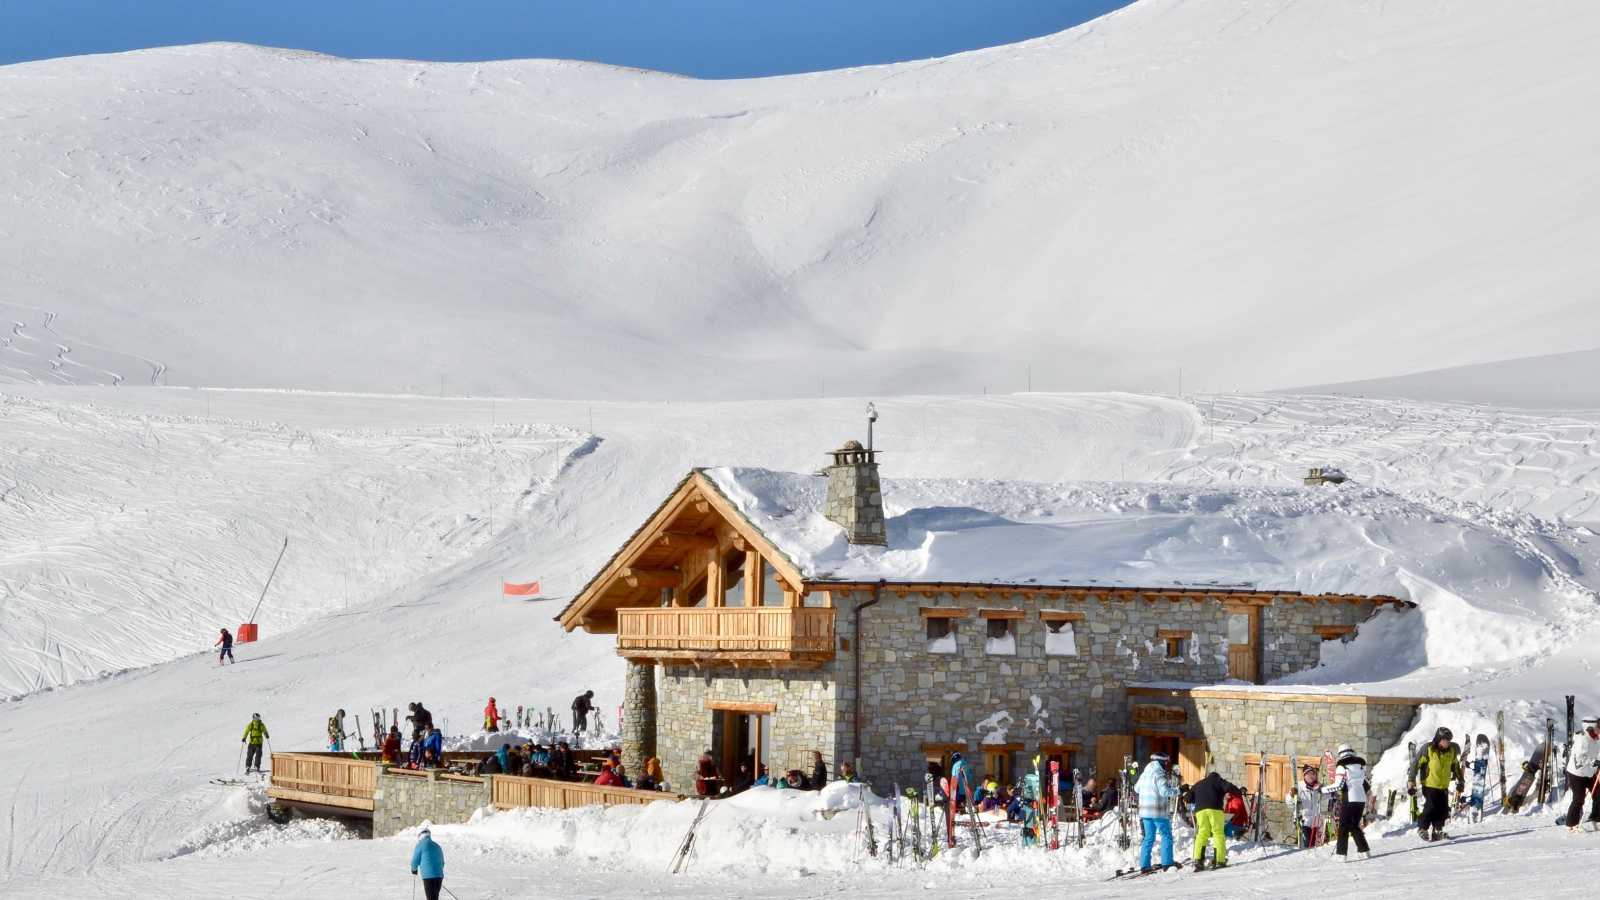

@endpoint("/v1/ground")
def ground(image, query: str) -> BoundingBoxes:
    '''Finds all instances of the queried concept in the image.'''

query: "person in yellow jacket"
[242,713,270,774]
[1407,727,1463,841]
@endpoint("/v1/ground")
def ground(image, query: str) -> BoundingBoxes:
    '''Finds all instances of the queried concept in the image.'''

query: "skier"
[1407,727,1463,841]
[406,702,433,742]
[410,824,446,900]
[949,752,974,804]
[422,727,443,768]
[484,697,500,733]
[241,713,269,773]
[1565,714,1600,833]
[215,628,234,664]
[1183,769,1243,870]
[1134,752,1178,873]
[571,690,594,735]
[1287,765,1323,847]
[1325,743,1372,861]
[328,709,346,752]
[381,725,402,764]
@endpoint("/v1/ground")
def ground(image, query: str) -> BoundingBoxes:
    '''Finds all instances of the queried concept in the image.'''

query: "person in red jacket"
[594,761,622,787]
[696,750,720,796]
[484,698,500,733]
[1224,791,1249,838]
[381,726,402,764]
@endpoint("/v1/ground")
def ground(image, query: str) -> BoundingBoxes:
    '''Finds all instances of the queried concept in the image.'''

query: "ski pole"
[412,872,417,900]
[237,742,245,774]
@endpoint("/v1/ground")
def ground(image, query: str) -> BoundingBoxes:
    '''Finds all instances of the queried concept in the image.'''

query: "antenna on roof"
[866,402,878,452]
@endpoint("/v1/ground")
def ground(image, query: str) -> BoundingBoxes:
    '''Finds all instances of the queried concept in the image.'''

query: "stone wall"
[656,663,844,793]
[372,770,492,838]
[1129,688,1432,838]
[646,590,1387,796]
[852,590,1379,789]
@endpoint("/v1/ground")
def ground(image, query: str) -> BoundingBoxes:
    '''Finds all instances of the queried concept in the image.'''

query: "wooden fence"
[491,773,682,810]
[269,752,378,812]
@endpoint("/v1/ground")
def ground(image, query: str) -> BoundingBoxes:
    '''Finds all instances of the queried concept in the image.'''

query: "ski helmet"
[1584,715,1599,731]
[1337,744,1354,758]
[252,713,261,720]
[1433,727,1453,743]
[1150,753,1169,763]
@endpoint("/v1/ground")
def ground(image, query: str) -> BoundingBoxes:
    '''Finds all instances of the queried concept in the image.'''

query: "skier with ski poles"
[215,628,234,665]
[410,824,445,900]
[1184,769,1243,870]
[1564,714,1600,834]
[1324,743,1372,861]
[1134,753,1178,874]
[241,713,269,774]
[1407,727,1463,841]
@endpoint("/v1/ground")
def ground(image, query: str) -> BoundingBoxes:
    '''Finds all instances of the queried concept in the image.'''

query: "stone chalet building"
[558,442,1455,836]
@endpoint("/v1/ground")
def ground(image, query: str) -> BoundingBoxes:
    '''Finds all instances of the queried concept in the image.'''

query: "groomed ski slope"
[2,383,1600,894]
[4,0,1600,399]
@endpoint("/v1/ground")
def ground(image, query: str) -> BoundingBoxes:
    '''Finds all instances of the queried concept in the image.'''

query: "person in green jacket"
[1407,727,1463,841]
[242,713,270,774]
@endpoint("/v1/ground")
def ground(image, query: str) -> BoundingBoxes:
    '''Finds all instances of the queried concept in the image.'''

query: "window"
[1044,619,1078,656]
[685,577,707,608]
[985,617,1016,655]
[1228,613,1251,645]
[1158,630,1192,661]
[927,616,957,653]
[761,560,786,606]
[722,551,745,607]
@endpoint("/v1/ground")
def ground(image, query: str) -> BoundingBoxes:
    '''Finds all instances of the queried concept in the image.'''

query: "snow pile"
[164,785,357,861]
[707,468,1597,672]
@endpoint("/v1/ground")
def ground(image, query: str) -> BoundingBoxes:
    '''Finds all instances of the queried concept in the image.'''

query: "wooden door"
[1227,605,1261,683]
[1265,754,1291,800]
[1097,734,1134,786]
[1179,739,1208,786]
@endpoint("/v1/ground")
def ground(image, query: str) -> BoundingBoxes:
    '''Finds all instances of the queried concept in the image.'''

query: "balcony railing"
[616,606,836,664]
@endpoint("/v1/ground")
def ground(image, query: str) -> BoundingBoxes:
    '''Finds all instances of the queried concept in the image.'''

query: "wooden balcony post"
[744,551,761,607]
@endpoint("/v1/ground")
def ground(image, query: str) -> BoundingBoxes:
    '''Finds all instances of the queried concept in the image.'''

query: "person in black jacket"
[1183,771,1244,870]
[809,751,829,790]
[571,691,595,735]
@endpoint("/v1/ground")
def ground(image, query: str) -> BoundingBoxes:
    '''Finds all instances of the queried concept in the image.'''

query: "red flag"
[503,581,541,596]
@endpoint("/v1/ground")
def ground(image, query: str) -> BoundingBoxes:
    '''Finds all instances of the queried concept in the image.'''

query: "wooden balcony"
[616,606,836,668]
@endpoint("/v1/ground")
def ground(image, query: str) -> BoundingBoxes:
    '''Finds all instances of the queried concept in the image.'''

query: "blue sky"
[1,1,1134,78]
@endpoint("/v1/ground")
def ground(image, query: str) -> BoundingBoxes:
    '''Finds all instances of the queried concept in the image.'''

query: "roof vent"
[825,440,886,545]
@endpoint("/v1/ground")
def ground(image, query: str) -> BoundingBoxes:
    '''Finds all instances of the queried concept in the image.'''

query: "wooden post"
[707,559,722,608]
[744,551,761,607]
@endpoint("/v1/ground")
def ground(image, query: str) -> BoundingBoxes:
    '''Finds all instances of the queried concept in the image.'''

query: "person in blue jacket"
[410,825,445,900]
[422,728,444,768]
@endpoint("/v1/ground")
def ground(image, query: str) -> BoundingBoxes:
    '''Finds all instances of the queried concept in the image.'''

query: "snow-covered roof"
[700,467,1553,604]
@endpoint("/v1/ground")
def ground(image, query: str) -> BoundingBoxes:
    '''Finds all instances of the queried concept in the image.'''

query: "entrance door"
[1096,734,1134,787]
[714,710,769,787]
[1227,605,1261,683]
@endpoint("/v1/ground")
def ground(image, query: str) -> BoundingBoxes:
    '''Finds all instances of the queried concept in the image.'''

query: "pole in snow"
[247,537,289,626]
[866,402,877,452]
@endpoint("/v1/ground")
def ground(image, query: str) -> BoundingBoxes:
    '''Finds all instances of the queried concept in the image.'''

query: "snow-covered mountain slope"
[4,0,1599,398]
[3,383,1600,884]
[1294,347,1600,412]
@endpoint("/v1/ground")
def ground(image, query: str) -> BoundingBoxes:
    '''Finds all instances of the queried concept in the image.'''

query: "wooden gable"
[557,470,808,634]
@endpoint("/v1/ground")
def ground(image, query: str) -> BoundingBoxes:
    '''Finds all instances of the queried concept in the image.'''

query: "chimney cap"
[841,440,863,451]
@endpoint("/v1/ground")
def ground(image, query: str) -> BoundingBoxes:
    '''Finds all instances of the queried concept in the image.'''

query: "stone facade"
[1127,687,1435,837]
[650,588,1389,798]
[621,661,657,777]
[372,770,492,838]
[657,663,845,793]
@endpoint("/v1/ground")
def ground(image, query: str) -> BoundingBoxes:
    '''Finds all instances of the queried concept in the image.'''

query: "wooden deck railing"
[492,774,681,810]
[269,752,378,812]
[616,606,835,657]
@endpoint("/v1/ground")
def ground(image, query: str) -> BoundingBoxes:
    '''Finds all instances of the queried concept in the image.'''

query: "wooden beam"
[621,568,681,589]
[919,607,970,618]
[705,700,777,714]
[657,532,717,551]
[1039,610,1087,622]
[978,608,1026,619]
[1156,629,1194,639]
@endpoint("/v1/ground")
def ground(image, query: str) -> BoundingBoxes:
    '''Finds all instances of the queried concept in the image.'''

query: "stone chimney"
[825,440,887,545]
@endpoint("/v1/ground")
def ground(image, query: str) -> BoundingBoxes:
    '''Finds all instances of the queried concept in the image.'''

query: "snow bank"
[164,785,357,861]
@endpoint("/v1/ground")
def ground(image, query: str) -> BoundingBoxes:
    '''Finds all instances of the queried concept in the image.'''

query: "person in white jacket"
[1323,744,1371,861]
[1287,765,1324,848]
[1566,715,1600,833]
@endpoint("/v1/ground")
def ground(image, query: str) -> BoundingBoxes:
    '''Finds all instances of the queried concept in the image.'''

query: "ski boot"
[1355,851,1370,861]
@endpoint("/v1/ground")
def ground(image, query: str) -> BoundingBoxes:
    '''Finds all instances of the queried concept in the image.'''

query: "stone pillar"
[622,660,657,778]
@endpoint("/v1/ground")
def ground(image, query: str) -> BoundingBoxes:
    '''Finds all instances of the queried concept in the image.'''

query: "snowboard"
[1506,735,1551,812]
[1469,735,1490,822]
